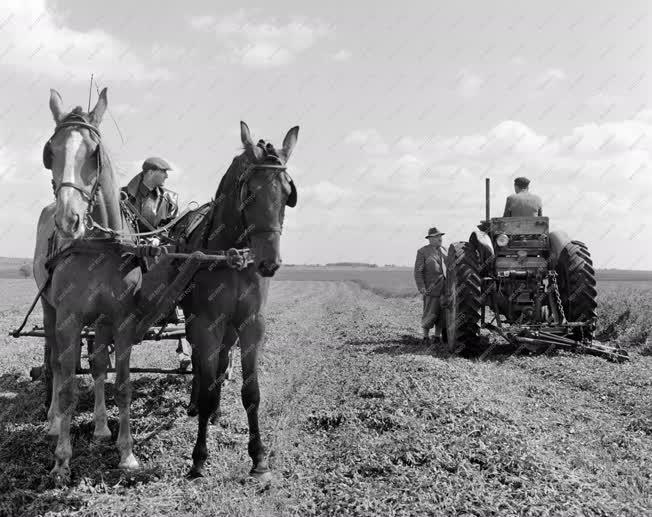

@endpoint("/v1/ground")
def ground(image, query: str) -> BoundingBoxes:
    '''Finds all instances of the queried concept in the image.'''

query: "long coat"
[413,245,447,297]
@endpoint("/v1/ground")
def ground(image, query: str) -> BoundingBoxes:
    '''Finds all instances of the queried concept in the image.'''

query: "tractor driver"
[503,176,543,217]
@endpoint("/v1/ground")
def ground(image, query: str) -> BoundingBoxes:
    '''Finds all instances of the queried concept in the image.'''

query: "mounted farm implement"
[443,178,628,363]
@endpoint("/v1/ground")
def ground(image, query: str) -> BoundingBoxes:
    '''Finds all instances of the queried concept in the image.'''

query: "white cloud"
[457,69,484,98]
[634,108,652,124]
[190,10,332,67]
[585,92,623,110]
[188,15,215,29]
[332,49,352,61]
[345,129,389,155]
[0,0,170,81]
[335,115,652,264]
[535,67,566,89]
[302,181,351,205]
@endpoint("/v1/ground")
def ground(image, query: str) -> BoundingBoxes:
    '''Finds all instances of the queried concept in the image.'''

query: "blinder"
[238,165,297,209]
[286,174,297,208]
[43,119,101,171]
[42,141,53,170]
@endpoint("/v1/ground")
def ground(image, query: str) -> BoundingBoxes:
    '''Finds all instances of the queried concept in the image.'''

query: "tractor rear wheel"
[556,240,598,340]
[444,242,483,354]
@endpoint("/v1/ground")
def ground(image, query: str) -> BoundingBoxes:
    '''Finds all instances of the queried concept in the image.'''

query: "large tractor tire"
[555,240,598,340]
[444,242,483,354]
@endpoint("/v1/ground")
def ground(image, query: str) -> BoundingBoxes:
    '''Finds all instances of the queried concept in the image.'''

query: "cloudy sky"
[0,0,649,268]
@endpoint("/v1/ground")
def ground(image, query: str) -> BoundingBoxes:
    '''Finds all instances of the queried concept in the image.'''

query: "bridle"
[235,156,297,245]
[43,115,104,233]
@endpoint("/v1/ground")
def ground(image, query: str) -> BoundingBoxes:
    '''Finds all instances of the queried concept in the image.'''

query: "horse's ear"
[89,87,108,126]
[240,121,254,147]
[281,126,299,159]
[49,89,64,123]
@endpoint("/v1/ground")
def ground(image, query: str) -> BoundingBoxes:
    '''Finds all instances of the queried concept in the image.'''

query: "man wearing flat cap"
[122,157,179,232]
[503,176,543,217]
[414,227,447,345]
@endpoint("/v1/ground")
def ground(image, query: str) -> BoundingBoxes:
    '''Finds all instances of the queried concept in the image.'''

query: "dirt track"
[1,279,651,516]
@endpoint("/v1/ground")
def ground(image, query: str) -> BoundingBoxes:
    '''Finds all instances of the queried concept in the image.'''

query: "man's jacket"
[122,173,179,230]
[503,191,543,217]
[414,245,447,297]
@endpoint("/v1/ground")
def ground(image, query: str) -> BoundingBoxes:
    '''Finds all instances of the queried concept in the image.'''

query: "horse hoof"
[187,466,204,479]
[49,466,71,487]
[209,410,221,425]
[250,465,272,482]
[93,427,112,441]
[118,453,140,470]
[187,403,198,417]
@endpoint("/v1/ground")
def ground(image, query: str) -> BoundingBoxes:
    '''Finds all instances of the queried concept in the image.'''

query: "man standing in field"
[414,227,447,345]
[503,176,543,217]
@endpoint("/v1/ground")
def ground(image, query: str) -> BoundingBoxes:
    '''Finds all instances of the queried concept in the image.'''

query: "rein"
[46,117,202,241]
[90,201,200,239]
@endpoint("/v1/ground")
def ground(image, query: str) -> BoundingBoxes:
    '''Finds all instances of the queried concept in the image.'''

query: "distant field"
[275,266,417,297]
[0,257,32,279]
[275,267,652,350]
[3,261,651,351]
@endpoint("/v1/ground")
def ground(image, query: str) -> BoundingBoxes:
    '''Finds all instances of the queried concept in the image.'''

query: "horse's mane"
[214,153,245,201]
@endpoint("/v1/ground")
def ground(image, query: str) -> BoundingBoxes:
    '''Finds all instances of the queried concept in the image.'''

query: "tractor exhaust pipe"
[485,177,490,222]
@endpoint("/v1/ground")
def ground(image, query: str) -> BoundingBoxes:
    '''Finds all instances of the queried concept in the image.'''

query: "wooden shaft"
[76,367,194,375]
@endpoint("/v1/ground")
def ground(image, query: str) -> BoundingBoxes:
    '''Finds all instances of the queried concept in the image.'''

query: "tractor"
[443,178,627,362]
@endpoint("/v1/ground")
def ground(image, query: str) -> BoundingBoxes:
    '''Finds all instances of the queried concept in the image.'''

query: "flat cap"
[514,176,530,188]
[142,156,172,171]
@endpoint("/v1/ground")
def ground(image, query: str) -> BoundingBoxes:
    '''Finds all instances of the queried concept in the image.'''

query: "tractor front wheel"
[444,242,483,354]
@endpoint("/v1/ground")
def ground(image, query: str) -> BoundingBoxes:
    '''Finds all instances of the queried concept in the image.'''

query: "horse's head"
[238,121,299,277]
[45,88,108,239]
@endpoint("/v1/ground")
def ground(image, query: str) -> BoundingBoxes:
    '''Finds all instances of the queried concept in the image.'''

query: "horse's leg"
[238,315,270,479]
[187,347,199,417]
[42,299,60,435]
[188,316,225,478]
[209,342,234,425]
[223,325,237,382]
[188,325,233,424]
[50,314,83,483]
[113,320,139,470]
[90,322,112,440]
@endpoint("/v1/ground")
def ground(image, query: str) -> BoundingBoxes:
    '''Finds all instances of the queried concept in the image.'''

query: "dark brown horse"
[35,88,146,484]
[181,121,298,479]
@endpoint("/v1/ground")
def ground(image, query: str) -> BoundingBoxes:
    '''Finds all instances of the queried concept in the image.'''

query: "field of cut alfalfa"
[0,272,651,516]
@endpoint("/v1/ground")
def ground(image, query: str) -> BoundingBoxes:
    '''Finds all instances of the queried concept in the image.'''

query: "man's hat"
[514,176,530,188]
[142,157,172,172]
[425,227,445,238]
